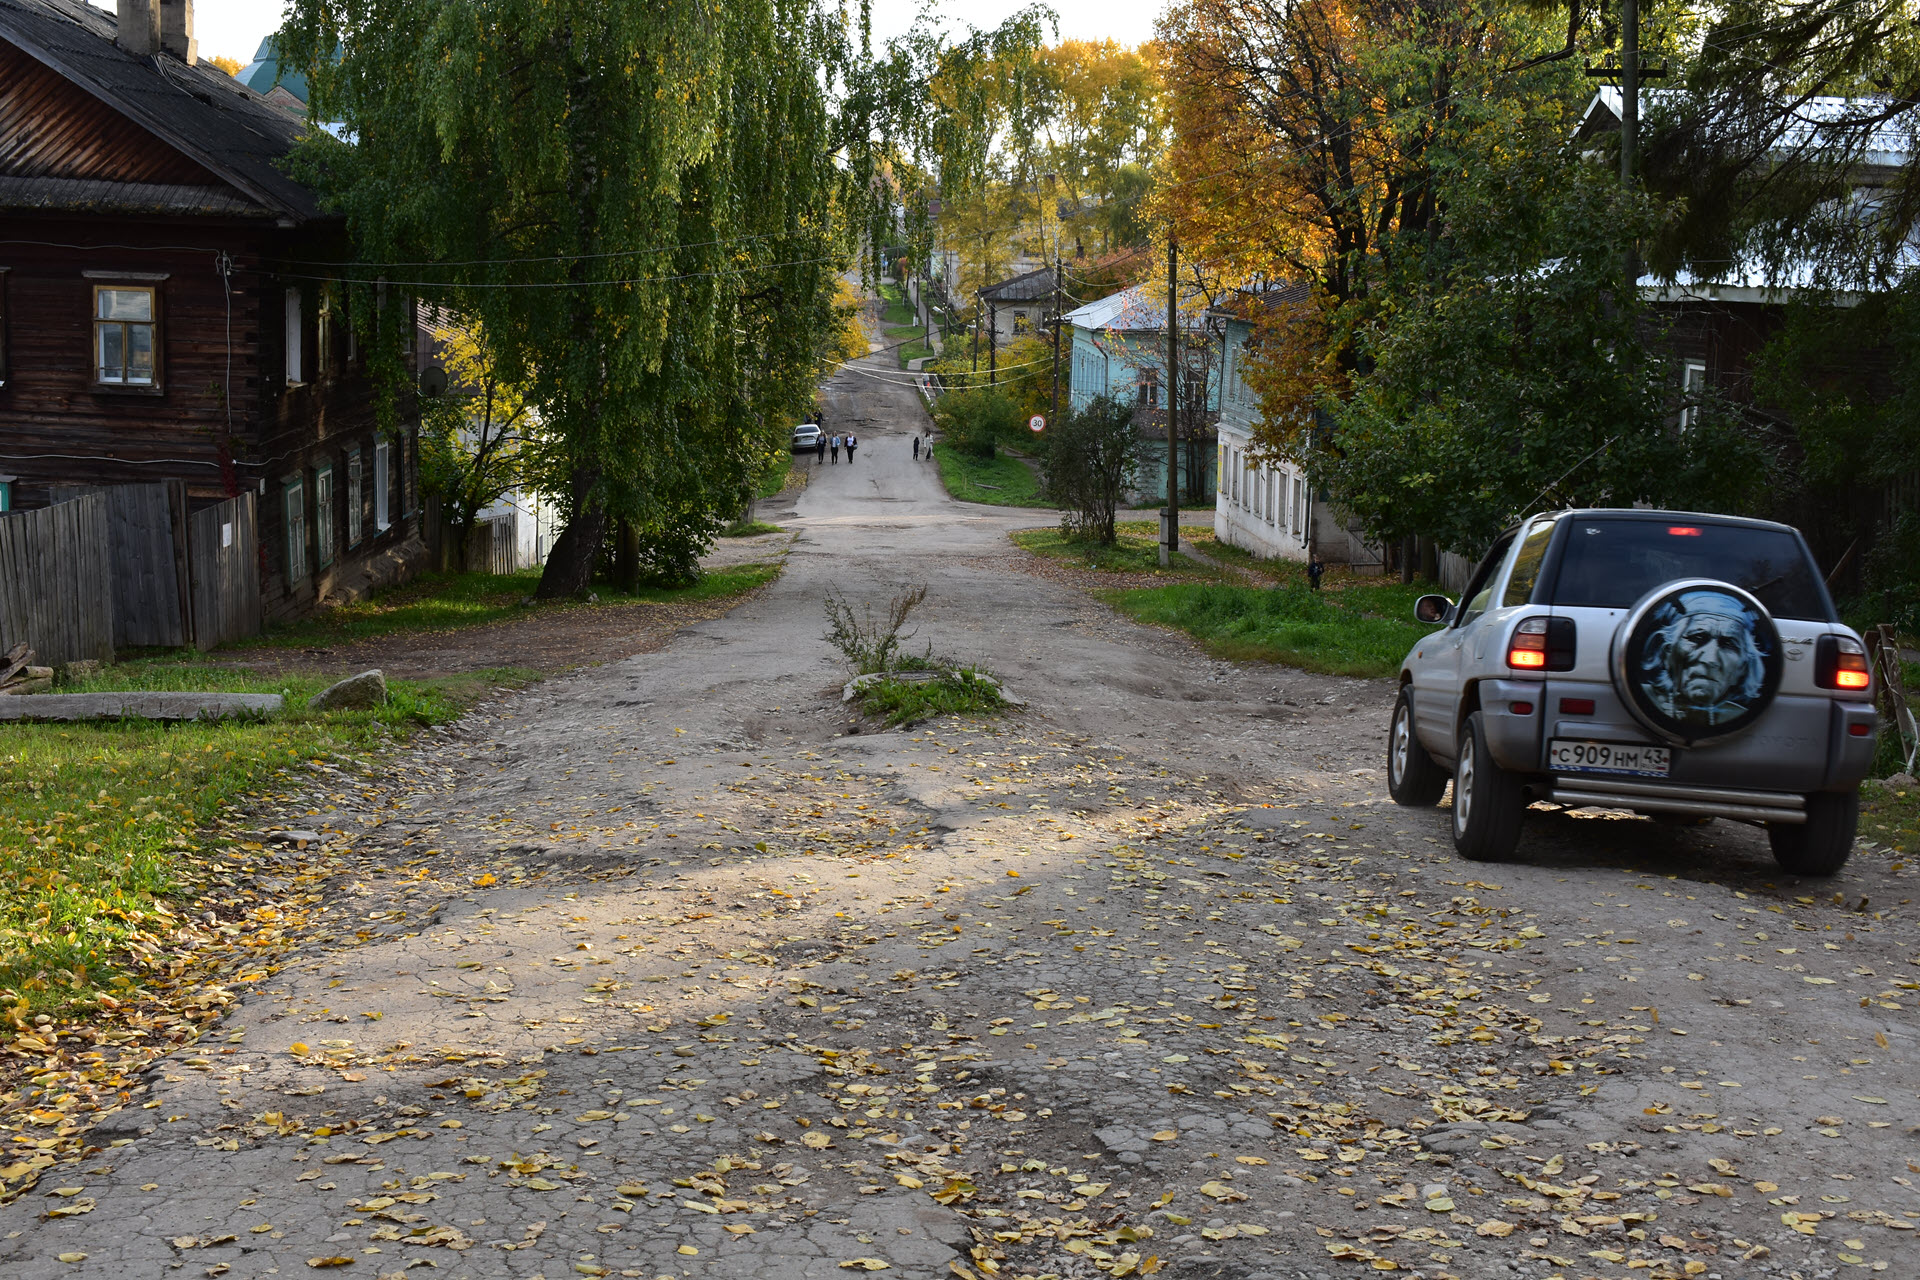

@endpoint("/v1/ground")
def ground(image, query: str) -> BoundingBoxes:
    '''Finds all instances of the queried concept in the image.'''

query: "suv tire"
[1452,711,1525,862]
[1767,790,1858,877]
[1388,687,1447,806]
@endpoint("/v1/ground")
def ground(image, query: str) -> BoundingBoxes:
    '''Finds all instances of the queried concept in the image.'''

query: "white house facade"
[1212,314,1311,563]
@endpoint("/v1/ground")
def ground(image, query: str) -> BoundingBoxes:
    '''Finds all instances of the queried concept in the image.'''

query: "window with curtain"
[94,286,158,386]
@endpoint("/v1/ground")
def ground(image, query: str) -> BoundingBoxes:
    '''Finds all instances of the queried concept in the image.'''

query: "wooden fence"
[187,493,261,649]
[52,481,189,647]
[0,493,115,667]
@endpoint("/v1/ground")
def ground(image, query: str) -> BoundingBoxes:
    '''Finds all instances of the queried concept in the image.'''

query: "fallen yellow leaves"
[840,1260,890,1271]
[306,1258,355,1269]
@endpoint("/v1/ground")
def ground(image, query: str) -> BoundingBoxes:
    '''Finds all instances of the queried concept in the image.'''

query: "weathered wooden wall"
[188,491,260,649]
[0,492,113,666]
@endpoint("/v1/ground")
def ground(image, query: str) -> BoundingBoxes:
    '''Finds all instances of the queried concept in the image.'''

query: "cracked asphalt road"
[5,342,1920,1280]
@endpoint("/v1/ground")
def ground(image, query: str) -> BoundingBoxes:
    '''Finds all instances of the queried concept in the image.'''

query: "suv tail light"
[1815,635,1871,691]
[1508,617,1577,672]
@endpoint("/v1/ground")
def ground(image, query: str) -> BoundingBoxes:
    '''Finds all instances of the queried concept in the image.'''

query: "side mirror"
[1415,594,1452,625]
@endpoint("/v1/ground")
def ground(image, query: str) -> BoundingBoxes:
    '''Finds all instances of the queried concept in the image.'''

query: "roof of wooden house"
[0,0,320,221]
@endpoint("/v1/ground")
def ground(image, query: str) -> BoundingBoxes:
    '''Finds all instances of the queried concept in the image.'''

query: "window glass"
[374,440,390,530]
[1455,535,1515,628]
[316,466,335,567]
[1501,520,1556,606]
[347,451,364,546]
[93,286,156,385]
[285,479,308,582]
[285,288,304,384]
[1549,518,1830,619]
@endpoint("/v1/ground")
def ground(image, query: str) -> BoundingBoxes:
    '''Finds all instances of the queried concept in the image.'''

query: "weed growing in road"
[856,667,1008,726]
[824,584,928,675]
[824,585,1012,724]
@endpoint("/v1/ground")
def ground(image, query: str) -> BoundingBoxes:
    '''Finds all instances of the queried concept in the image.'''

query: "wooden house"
[0,0,427,628]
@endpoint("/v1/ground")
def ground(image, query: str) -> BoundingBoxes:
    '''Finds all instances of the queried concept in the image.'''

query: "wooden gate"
[187,492,261,649]
[0,493,115,667]
[478,513,517,574]
[52,482,190,647]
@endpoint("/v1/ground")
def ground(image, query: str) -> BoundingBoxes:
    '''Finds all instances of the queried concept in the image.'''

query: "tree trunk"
[614,519,640,592]
[536,463,605,598]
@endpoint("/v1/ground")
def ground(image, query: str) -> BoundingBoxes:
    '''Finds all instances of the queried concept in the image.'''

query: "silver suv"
[1388,509,1878,874]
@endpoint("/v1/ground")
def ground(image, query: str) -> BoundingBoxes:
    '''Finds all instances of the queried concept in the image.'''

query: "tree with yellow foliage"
[419,320,535,573]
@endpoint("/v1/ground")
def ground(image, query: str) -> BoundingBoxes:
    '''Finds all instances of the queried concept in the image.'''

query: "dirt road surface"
[5,342,1917,1280]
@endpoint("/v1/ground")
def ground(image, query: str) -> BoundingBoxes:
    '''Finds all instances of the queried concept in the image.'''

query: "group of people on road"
[815,431,858,465]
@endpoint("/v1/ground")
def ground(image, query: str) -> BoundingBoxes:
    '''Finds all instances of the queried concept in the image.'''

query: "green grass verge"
[1012,524,1216,575]
[720,521,784,538]
[1100,568,1436,678]
[0,662,535,1015]
[934,446,1055,508]
[878,284,914,328]
[855,670,1009,726]
[1861,778,1920,859]
[246,563,779,648]
[897,338,932,368]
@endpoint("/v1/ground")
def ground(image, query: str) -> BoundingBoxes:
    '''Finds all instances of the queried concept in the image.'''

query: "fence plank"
[50,483,187,647]
[0,494,114,667]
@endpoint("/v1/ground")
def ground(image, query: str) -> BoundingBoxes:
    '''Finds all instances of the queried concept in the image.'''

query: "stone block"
[309,669,388,710]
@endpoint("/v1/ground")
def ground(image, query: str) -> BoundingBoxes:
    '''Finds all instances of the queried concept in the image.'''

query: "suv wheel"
[1767,790,1858,877]
[1388,687,1447,806]
[1452,711,1526,862]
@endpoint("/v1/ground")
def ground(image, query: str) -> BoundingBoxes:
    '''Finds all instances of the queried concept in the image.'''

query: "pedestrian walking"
[912,435,920,461]
[830,434,840,463]
[845,432,857,464]
[815,434,827,466]
[1307,555,1325,591]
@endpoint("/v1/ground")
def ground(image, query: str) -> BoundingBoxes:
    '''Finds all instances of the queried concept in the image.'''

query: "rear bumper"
[1545,775,1808,825]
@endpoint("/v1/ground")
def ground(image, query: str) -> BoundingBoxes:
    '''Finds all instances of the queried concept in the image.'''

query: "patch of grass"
[855,669,1009,726]
[1101,569,1436,678]
[246,562,779,648]
[935,445,1055,508]
[0,661,535,1015]
[1011,525,1216,575]
[720,521,785,538]
[1861,777,1920,857]
[898,338,933,368]
[878,283,915,327]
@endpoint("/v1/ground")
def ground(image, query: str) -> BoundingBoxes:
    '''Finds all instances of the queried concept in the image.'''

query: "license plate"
[1549,739,1671,777]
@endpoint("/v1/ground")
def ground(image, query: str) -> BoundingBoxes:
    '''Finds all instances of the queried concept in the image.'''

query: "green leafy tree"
[1043,393,1140,544]
[419,321,533,573]
[281,0,853,595]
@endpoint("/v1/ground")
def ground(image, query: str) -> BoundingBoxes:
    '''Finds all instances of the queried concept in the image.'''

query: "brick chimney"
[115,0,157,57]
[160,0,196,64]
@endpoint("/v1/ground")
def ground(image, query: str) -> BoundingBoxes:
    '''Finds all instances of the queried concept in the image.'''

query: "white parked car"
[791,423,823,452]
[1388,509,1877,874]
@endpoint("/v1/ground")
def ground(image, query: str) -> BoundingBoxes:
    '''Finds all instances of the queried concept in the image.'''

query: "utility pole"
[1621,0,1641,295]
[1162,233,1179,568]
[1049,249,1062,429]
[989,301,998,385]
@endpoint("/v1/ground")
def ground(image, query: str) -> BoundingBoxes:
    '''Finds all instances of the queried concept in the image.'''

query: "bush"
[1862,510,1920,638]
[1042,394,1140,545]
[933,387,1020,459]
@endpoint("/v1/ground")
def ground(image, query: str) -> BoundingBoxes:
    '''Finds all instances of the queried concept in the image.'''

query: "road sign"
[1029,414,1046,433]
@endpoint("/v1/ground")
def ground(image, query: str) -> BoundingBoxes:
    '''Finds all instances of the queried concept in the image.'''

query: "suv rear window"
[1548,518,1830,619]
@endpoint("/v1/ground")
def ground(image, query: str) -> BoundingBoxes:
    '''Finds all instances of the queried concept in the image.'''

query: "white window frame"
[1679,359,1707,433]
[1292,476,1305,536]
[285,287,304,385]
[92,283,160,388]
[373,439,391,531]
[347,448,364,547]
[284,475,308,582]
[315,463,336,568]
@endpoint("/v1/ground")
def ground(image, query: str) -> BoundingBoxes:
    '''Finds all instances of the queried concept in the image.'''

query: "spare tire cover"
[1614,578,1783,746]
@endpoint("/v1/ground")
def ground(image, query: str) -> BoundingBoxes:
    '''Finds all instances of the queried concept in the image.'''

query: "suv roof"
[1528,507,1803,536]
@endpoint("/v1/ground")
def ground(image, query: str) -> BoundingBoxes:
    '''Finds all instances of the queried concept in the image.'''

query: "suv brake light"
[1508,618,1548,668]
[1815,635,1871,691]
[1508,617,1577,671]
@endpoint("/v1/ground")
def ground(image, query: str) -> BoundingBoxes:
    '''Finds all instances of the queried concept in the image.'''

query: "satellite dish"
[420,366,449,397]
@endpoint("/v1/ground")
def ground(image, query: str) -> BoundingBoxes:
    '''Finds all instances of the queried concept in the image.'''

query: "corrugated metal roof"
[0,0,320,220]
[979,265,1056,303]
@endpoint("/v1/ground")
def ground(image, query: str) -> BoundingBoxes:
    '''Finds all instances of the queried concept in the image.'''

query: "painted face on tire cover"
[1639,591,1767,727]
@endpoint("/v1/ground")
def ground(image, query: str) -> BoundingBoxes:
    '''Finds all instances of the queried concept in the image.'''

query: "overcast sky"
[105,0,1164,72]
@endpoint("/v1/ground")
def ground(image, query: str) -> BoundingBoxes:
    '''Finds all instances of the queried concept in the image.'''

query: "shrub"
[933,387,1020,459]
[1042,394,1140,545]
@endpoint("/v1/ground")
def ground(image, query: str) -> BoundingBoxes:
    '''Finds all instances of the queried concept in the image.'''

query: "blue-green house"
[1063,283,1218,503]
